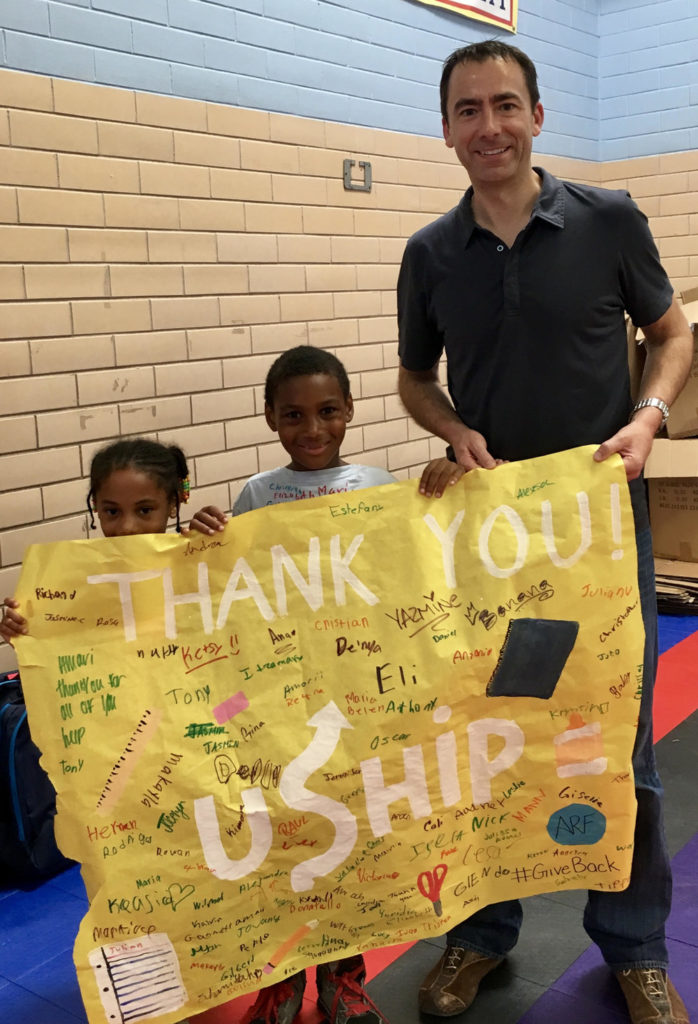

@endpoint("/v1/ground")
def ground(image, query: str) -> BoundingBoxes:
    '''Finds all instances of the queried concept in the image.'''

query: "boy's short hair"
[264,346,351,406]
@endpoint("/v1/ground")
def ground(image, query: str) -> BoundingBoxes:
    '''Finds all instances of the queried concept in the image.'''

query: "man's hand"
[0,598,28,644]
[593,419,657,481]
[451,427,499,471]
[186,505,228,535]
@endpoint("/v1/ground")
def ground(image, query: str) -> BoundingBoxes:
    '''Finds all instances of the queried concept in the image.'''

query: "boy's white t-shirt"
[232,464,396,516]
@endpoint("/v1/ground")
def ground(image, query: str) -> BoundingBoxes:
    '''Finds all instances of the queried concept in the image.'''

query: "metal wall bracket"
[343,158,372,192]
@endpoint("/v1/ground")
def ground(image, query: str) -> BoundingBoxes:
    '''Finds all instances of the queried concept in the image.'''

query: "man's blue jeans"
[447,487,672,969]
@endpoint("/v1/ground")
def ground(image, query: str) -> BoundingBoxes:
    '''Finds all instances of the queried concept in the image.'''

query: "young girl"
[0,438,193,1024]
[189,346,394,1024]
[0,437,190,643]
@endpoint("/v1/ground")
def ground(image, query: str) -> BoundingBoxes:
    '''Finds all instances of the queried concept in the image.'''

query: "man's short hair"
[440,40,540,122]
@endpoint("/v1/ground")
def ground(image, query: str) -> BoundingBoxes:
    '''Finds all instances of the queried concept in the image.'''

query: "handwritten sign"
[16,447,642,1024]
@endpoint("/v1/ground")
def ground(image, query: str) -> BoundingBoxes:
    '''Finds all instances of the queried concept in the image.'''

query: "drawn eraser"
[486,618,579,699]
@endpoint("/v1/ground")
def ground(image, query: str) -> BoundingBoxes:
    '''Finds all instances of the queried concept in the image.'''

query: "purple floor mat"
[519,833,698,1023]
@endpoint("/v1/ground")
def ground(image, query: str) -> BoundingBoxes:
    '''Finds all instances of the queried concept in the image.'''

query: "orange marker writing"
[263,919,319,974]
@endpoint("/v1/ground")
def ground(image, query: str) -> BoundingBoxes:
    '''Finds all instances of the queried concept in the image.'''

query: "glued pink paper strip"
[213,690,249,724]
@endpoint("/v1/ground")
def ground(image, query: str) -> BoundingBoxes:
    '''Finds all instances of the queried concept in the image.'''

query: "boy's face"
[265,373,354,472]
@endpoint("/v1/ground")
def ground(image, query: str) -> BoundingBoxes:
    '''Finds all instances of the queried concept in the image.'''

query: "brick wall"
[1,68,698,672]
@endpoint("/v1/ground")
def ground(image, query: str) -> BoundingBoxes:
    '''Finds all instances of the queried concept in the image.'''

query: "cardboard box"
[654,557,698,581]
[654,557,698,613]
[666,286,698,438]
[627,285,698,438]
[648,477,698,562]
[644,438,698,478]
[626,317,644,403]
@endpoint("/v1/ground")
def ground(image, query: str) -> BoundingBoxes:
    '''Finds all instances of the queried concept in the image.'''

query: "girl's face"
[94,468,174,537]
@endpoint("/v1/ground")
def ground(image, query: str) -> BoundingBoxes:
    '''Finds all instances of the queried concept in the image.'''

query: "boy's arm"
[418,458,465,498]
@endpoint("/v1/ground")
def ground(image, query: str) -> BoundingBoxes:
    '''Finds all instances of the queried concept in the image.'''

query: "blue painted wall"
[0,0,695,161]
[599,0,698,160]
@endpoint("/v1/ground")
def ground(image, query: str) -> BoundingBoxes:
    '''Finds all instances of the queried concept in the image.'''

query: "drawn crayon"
[96,707,163,815]
[263,919,319,974]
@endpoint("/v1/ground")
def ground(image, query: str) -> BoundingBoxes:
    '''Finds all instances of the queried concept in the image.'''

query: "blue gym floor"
[1,614,696,1024]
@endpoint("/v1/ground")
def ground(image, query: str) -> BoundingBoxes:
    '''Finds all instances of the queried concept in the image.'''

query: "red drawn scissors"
[417,863,448,917]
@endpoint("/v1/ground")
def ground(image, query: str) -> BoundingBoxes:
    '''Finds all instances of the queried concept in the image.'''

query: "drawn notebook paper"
[89,933,188,1022]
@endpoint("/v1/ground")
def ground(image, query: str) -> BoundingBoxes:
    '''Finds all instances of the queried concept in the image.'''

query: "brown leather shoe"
[615,968,689,1024]
[418,946,503,1016]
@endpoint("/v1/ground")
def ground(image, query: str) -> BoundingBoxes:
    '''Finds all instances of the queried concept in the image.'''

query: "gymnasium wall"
[1,0,697,671]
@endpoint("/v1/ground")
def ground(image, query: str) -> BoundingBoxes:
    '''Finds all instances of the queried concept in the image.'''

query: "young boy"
[190,345,395,1024]
[193,345,394,527]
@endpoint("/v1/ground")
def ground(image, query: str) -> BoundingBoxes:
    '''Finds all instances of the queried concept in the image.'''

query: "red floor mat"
[191,942,414,1022]
[654,631,698,741]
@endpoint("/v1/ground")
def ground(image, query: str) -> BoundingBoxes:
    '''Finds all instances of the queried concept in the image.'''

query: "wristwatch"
[631,397,669,429]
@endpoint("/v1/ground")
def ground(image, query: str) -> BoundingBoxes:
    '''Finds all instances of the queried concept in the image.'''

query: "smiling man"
[397,39,692,1024]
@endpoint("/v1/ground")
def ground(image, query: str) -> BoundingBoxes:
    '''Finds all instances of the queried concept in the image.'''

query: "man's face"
[442,57,543,189]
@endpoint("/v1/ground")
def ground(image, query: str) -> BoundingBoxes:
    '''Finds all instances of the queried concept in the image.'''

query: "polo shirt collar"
[530,167,565,227]
[458,166,565,242]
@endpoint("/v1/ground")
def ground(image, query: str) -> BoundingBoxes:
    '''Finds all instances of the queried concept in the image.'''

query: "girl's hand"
[186,505,228,535]
[418,458,465,498]
[0,598,28,644]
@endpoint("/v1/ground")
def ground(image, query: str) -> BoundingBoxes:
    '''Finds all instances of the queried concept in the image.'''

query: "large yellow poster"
[16,447,643,1024]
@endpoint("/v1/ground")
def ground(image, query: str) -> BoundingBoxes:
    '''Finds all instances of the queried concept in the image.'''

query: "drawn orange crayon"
[96,707,162,816]
[263,919,319,974]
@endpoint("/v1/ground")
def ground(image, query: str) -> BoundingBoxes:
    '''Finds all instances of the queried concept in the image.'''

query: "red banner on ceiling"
[411,0,517,33]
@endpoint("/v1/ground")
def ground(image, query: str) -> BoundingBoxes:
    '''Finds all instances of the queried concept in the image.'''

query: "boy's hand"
[186,505,228,535]
[0,598,28,644]
[419,458,465,498]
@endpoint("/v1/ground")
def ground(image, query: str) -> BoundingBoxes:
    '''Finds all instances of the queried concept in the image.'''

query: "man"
[397,40,692,1024]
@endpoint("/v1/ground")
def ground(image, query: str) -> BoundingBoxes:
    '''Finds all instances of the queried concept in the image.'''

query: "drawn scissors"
[417,863,448,916]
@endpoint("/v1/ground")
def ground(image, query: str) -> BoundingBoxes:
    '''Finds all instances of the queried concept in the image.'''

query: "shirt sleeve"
[617,193,673,327]
[231,483,253,517]
[397,235,445,371]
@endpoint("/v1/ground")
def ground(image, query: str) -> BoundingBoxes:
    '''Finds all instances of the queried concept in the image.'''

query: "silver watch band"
[631,397,669,428]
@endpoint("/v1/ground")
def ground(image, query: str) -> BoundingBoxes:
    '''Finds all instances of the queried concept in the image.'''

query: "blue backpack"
[0,670,73,882]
